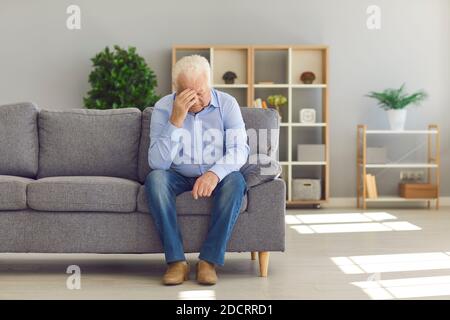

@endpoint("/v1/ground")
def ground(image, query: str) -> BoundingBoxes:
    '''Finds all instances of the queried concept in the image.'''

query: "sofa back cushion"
[137,107,280,183]
[38,108,141,180]
[137,107,152,183]
[0,102,39,178]
[240,107,279,156]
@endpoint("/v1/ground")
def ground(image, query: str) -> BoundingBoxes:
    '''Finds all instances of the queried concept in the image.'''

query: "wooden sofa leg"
[258,251,269,277]
[251,252,257,260]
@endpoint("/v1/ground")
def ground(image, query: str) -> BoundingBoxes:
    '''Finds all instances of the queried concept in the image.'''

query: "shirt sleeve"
[208,98,249,181]
[148,98,183,170]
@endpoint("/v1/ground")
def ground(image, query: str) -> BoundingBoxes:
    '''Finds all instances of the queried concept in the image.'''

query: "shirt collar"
[208,88,219,108]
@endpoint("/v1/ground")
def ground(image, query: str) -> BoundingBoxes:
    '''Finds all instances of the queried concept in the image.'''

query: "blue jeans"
[144,169,247,266]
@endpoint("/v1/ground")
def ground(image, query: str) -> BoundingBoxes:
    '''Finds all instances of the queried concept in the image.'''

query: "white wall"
[0,0,448,197]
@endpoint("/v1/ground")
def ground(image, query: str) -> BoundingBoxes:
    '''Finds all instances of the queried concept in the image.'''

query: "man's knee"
[145,170,172,193]
[218,171,247,195]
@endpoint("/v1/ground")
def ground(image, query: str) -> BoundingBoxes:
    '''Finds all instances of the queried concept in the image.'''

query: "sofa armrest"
[247,178,286,213]
[243,179,286,251]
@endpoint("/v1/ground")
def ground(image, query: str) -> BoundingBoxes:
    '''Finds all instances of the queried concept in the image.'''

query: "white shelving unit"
[357,125,440,209]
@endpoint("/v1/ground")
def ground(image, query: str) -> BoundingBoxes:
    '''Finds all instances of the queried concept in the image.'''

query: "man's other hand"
[192,171,219,199]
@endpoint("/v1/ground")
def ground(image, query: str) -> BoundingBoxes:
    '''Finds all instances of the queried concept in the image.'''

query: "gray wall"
[1,0,449,197]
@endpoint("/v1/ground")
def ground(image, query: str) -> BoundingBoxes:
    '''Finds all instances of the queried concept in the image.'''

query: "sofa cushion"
[37,108,141,180]
[241,107,279,155]
[0,175,33,210]
[137,185,247,215]
[240,154,282,188]
[137,107,152,183]
[0,102,39,178]
[27,176,140,212]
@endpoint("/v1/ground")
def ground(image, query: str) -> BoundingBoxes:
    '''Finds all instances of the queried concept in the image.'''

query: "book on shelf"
[365,174,378,199]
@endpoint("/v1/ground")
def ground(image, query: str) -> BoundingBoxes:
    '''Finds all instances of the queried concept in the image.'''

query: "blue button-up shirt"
[148,89,249,181]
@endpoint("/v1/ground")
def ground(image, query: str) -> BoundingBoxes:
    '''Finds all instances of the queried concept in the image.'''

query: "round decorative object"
[222,71,237,84]
[300,109,316,123]
[300,71,316,84]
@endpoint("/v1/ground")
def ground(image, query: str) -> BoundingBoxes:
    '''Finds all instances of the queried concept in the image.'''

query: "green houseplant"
[84,45,159,111]
[267,94,287,120]
[366,84,427,130]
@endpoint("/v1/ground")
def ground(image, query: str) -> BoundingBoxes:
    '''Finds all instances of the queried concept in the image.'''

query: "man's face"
[177,72,211,113]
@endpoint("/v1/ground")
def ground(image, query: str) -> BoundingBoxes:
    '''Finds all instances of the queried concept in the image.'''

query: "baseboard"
[322,197,450,208]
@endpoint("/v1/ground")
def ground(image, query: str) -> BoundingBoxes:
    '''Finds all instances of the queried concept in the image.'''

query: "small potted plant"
[366,84,427,130]
[267,94,287,119]
[222,71,237,84]
[300,71,316,84]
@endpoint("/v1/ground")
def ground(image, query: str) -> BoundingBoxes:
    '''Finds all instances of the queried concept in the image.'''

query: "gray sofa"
[0,102,285,277]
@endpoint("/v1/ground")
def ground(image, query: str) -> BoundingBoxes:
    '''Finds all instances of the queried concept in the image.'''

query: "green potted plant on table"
[366,84,427,131]
[84,45,159,110]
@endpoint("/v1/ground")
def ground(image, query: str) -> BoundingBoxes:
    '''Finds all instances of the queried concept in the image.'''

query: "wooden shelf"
[291,161,327,166]
[287,199,326,207]
[254,84,290,88]
[291,123,327,127]
[291,84,327,89]
[364,163,438,169]
[357,124,440,210]
[366,130,438,135]
[213,84,248,88]
[365,197,438,202]
[173,45,330,206]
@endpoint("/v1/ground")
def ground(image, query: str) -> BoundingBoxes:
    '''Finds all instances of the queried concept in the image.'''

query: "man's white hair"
[172,55,211,92]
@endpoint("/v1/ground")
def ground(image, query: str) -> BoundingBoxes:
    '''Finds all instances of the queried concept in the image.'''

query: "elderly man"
[145,55,249,285]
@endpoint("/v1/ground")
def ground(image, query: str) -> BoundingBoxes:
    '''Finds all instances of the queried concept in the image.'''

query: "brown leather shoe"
[162,261,189,285]
[196,260,218,285]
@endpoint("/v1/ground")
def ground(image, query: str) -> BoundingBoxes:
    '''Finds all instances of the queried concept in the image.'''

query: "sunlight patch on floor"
[290,212,397,224]
[286,212,420,234]
[178,290,216,300]
[352,275,450,299]
[332,252,450,274]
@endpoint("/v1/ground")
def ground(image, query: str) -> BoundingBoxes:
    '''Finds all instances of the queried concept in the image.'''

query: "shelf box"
[212,48,249,85]
[291,49,326,85]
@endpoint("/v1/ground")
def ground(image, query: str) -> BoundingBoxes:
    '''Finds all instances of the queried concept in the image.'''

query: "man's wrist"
[207,170,220,182]
[169,116,183,128]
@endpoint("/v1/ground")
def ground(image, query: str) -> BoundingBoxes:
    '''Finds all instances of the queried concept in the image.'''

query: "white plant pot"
[387,109,407,131]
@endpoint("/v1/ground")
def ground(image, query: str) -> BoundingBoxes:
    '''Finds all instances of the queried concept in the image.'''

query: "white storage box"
[297,144,325,162]
[292,179,321,201]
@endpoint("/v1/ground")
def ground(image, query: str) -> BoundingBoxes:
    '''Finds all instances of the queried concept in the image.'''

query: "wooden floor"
[1,207,450,300]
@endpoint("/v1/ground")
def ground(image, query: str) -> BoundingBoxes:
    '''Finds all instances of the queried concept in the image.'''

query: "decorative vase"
[387,109,407,130]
